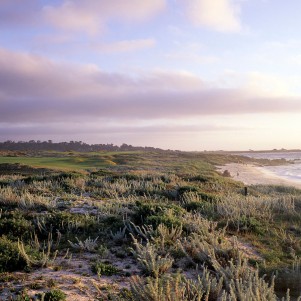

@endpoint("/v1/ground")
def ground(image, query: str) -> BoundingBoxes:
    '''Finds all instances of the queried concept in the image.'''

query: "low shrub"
[228,216,265,235]
[0,211,33,241]
[43,289,66,301]
[146,214,181,229]
[0,236,27,272]
[10,290,31,301]
[177,185,199,195]
[91,261,119,276]
[131,237,173,277]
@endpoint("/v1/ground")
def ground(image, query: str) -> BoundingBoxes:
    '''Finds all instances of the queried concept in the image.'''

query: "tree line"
[0,140,166,152]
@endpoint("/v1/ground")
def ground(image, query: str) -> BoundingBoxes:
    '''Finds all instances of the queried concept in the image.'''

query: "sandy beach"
[217,163,301,189]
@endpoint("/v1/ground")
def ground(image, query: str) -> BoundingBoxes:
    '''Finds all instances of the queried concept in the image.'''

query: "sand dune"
[217,163,301,189]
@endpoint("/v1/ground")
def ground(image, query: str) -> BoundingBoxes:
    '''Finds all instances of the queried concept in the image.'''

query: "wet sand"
[217,163,301,189]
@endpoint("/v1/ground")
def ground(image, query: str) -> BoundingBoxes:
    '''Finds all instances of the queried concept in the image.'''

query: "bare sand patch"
[217,163,301,189]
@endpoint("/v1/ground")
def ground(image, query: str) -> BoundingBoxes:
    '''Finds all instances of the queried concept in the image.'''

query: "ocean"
[241,151,301,183]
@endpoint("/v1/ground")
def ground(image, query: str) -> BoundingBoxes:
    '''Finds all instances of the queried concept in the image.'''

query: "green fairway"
[0,155,114,171]
[0,150,274,173]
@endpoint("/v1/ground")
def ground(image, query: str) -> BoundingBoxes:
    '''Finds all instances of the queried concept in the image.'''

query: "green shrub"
[146,215,181,229]
[118,288,133,300]
[11,290,31,301]
[102,215,124,232]
[133,202,184,227]
[182,200,216,218]
[184,174,209,183]
[0,236,27,272]
[0,211,34,241]
[134,202,163,220]
[182,201,204,212]
[43,289,66,301]
[177,185,199,195]
[131,237,173,277]
[130,273,207,301]
[228,216,265,235]
[41,211,100,236]
[198,191,219,202]
[91,261,119,276]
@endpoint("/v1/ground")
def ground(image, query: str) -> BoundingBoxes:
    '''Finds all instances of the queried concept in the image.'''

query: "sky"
[1,0,301,151]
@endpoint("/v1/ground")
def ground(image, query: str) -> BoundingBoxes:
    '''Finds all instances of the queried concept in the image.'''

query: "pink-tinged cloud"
[0,48,301,125]
[0,0,166,36]
[185,0,242,32]
[43,0,166,34]
[0,122,245,136]
[92,39,156,53]
[0,0,40,26]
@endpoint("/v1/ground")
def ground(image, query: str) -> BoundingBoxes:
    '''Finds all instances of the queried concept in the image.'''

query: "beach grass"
[0,150,300,300]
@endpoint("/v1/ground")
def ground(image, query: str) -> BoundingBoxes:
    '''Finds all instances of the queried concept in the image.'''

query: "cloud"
[92,39,156,53]
[245,72,296,97]
[0,0,40,27]
[43,0,166,35]
[185,0,242,32]
[165,42,219,64]
[165,52,219,64]
[1,48,301,126]
[0,0,165,36]
[0,121,243,137]
[43,2,102,35]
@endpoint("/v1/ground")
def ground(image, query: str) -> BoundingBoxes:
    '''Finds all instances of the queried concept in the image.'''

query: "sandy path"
[217,163,301,189]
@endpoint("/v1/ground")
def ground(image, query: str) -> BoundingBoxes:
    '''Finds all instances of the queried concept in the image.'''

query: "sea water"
[240,151,301,183]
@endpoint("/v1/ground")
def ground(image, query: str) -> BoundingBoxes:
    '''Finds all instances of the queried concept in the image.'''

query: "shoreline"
[217,163,301,189]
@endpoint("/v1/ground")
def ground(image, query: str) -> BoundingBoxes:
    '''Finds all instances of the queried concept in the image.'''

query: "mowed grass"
[0,151,165,172]
[0,150,267,174]
[0,156,114,171]
[0,151,217,173]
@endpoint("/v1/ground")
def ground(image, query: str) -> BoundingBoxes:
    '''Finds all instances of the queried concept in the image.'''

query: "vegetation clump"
[0,150,300,300]
[91,261,120,276]
[0,236,27,272]
[42,289,66,301]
